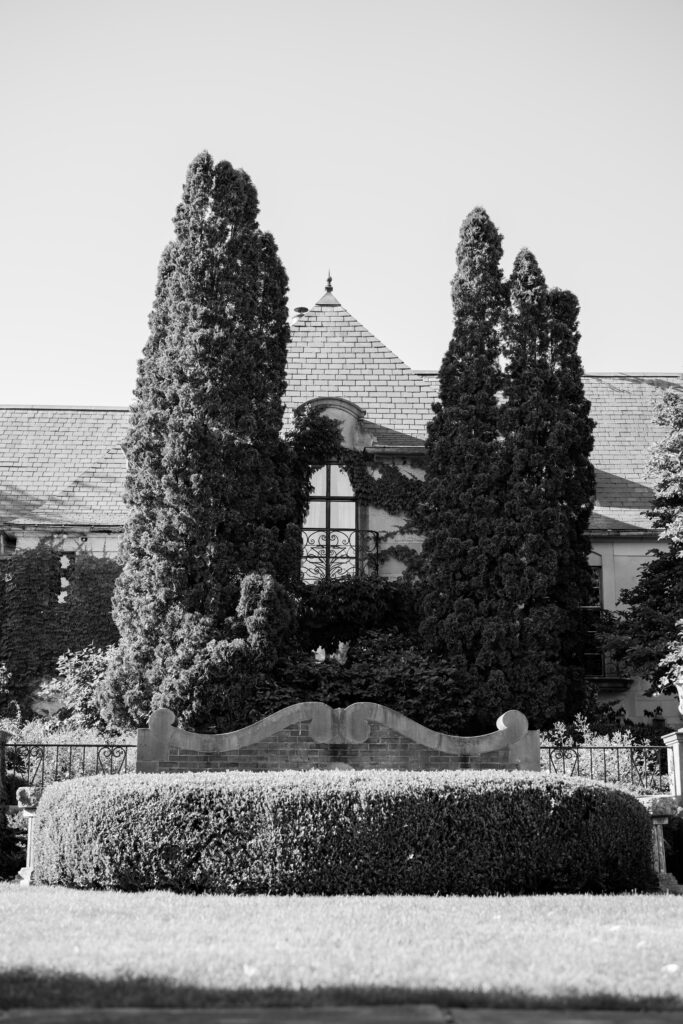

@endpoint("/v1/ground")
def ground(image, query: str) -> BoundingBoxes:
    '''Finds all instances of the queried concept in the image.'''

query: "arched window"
[301,465,378,581]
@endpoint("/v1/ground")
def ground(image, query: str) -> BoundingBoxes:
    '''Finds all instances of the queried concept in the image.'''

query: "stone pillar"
[651,816,669,875]
[508,730,541,771]
[662,729,683,802]
[639,794,680,888]
[136,707,175,773]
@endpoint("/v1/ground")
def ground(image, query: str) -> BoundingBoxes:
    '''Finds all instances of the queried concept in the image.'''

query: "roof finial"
[325,271,333,294]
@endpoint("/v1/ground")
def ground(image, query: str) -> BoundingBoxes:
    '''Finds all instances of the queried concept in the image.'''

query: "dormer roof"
[285,292,435,439]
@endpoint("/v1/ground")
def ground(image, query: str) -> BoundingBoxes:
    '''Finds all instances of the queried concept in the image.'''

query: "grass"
[1,886,683,1010]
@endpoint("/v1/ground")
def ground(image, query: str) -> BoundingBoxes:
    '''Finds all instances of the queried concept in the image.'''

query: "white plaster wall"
[590,538,667,612]
[591,537,680,729]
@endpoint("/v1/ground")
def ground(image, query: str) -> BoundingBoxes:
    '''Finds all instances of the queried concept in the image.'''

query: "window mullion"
[325,464,331,580]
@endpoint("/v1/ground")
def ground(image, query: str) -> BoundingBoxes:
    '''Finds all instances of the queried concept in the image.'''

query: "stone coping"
[138,703,529,759]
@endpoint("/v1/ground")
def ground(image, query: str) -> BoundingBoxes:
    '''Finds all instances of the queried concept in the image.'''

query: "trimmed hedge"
[33,770,657,895]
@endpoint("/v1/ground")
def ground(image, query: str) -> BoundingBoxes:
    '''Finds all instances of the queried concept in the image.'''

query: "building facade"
[1,285,682,724]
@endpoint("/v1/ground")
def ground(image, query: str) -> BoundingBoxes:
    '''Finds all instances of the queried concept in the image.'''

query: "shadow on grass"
[1,969,683,1013]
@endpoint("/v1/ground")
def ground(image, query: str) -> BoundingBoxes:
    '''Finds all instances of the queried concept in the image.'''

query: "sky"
[1,0,681,407]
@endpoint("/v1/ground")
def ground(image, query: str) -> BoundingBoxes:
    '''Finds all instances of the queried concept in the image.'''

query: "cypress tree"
[418,208,511,726]
[546,287,596,715]
[106,152,300,728]
[605,389,683,689]
[498,251,595,724]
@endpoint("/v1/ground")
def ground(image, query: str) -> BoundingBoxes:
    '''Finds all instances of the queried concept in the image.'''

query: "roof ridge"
[0,404,130,411]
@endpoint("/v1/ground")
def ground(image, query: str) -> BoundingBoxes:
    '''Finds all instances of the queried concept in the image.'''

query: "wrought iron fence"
[3,742,136,790]
[541,744,669,793]
[301,528,380,582]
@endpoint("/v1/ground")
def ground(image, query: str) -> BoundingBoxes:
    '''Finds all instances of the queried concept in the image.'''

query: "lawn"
[1,886,683,1011]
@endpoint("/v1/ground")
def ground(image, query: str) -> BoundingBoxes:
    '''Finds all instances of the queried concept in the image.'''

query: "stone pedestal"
[15,786,41,886]
[662,728,683,802]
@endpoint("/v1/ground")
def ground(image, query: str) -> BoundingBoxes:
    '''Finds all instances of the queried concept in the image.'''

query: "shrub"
[253,629,509,735]
[542,713,666,793]
[296,578,419,654]
[36,644,115,729]
[0,732,23,880]
[34,770,657,895]
[102,573,297,733]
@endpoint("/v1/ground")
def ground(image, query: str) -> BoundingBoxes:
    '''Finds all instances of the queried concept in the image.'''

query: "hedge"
[33,770,657,895]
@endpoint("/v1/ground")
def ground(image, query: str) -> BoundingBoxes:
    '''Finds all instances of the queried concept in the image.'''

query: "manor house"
[1,283,681,725]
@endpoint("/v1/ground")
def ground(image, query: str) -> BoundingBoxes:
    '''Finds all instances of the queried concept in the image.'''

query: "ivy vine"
[0,541,120,714]
[338,450,423,520]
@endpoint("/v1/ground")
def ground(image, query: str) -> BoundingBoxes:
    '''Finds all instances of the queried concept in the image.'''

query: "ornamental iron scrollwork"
[6,745,46,787]
[302,528,379,582]
[541,744,668,791]
[96,745,129,775]
[4,742,135,787]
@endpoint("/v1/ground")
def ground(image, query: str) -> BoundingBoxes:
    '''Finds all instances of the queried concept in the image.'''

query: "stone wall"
[136,701,540,774]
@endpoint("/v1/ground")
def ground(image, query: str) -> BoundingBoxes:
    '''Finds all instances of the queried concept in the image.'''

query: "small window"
[0,532,17,558]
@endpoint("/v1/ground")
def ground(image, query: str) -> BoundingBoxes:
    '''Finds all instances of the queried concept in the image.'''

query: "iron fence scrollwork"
[3,743,136,790]
[541,744,668,792]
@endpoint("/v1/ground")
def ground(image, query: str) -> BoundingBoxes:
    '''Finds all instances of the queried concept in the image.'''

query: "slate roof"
[1,291,681,536]
[285,289,437,438]
[587,374,683,532]
[0,406,129,528]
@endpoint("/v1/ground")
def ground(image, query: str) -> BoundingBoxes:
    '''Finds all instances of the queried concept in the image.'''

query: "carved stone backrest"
[136,702,539,773]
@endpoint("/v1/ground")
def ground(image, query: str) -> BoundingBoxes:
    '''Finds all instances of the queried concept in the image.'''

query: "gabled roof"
[1,294,681,537]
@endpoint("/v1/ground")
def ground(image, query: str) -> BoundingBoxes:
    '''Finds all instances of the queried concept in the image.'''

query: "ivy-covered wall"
[0,542,120,714]
[338,449,425,578]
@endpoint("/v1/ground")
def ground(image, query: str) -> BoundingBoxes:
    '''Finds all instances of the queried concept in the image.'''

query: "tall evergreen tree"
[498,251,594,724]
[546,287,596,714]
[417,207,512,726]
[605,389,683,689]
[106,152,303,728]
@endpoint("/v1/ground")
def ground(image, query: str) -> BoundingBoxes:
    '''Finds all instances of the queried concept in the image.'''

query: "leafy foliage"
[60,555,120,654]
[541,713,665,793]
[296,577,418,654]
[104,573,296,732]
[0,544,120,717]
[415,213,594,729]
[34,770,656,894]
[340,451,423,520]
[250,629,510,735]
[43,645,116,730]
[417,208,507,691]
[495,252,595,725]
[0,542,61,714]
[603,390,683,690]
[660,619,683,694]
[107,152,320,727]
